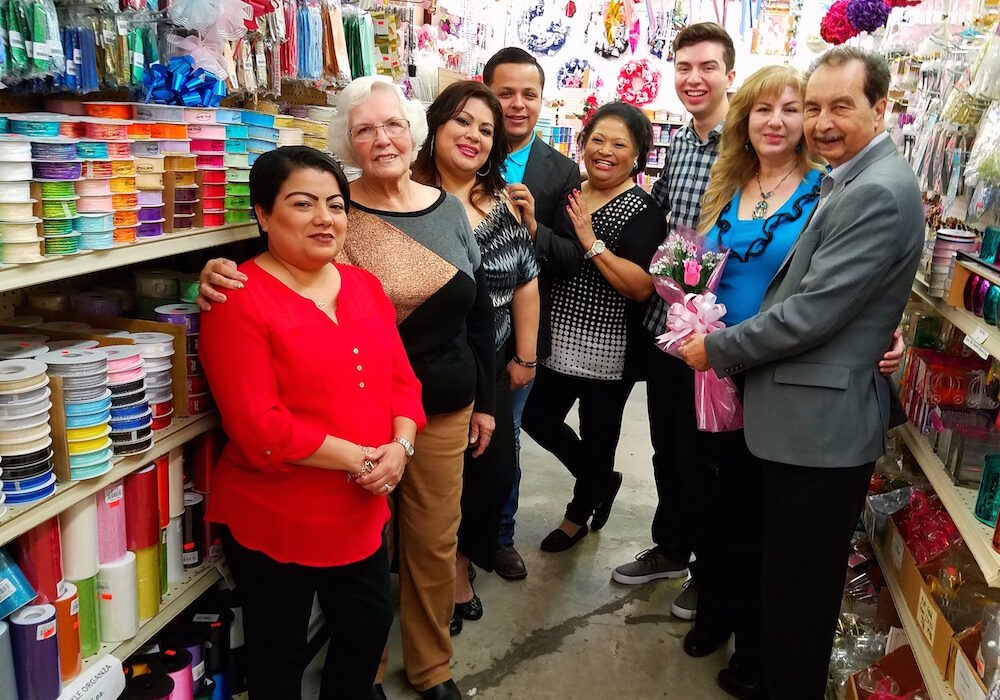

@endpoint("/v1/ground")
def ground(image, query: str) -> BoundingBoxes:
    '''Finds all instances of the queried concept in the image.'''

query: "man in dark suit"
[483,48,583,581]
[680,47,924,699]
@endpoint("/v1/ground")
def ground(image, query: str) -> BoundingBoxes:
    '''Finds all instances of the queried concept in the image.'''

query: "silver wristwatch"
[394,437,414,460]
[584,239,606,259]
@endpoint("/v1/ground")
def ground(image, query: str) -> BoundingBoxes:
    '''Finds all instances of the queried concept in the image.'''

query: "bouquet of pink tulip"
[649,227,742,432]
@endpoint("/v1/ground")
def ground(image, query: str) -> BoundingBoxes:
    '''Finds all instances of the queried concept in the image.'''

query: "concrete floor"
[305,385,732,699]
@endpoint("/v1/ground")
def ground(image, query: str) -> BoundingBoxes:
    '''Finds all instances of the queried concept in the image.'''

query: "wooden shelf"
[872,537,957,699]
[0,412,220,547]
[911,274,1000,360]
[651,119,686,126]
[80,557,222,671]
[896,423,1000,586]
[0,224,259,294]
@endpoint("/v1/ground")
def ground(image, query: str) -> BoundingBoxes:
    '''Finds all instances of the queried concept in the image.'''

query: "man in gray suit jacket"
[679,48,923,699]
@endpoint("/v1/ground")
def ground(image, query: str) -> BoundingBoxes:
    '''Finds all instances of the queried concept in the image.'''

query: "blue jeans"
[497,378,534,546]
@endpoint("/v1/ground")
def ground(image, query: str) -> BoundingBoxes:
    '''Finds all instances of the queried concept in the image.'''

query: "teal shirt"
[711,169,824,326]
[502,133,535,185]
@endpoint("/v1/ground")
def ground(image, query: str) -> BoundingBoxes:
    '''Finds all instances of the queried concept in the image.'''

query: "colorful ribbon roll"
[128,123,152,140]
[196,154,224,169]
[224,210,251,224]
[9,604,60,700]
[149,123,188,140]
[80,231,114,250]
[150,648,193,698]
[72,574,100,657]
[97,480,127,564]
[182,492,204,568]
[125,464,159,550]
[10,116,62,137]
[202,169,225,184]
[202,212,225,228]
[138,221,163,238]
[55,581,82,681]
[174,187,199,203]
[159,139,190,153]
[83,102,134,120]
[0,621,18,700]
[31,140,79,161]
[44,234,81,256]
[97,552,138,642]
[134,103,187,122]
[136,173,165,190]
[34,161,83,180]
[137,190,164,207]
[112,160,137,177]
[40,198,79,219]
[131,141,161,158]
[122,671,174,698]
[78,195,114,213]
[135,156,165,174]
[114,209,140,228]
[107,142,132,158]
[174,201,198,217]
[135,544,160,621]
[112,192,139,209]
[12,517,62,605]
[111,177,137,194]
[85,121,130,142]
[76,178,113,196]
[0,548,36,618]
[60,495,101,582]
[77,141,110,159]
[74,213,115,233]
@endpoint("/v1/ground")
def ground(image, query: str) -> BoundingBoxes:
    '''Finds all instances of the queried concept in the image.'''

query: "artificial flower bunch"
[649,230,727,296]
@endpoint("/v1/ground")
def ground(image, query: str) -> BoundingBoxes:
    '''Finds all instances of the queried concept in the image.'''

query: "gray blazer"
[704,137,923,468]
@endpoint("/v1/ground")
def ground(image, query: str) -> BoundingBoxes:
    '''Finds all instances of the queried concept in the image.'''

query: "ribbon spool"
[138,190,165,207]
[83,102,134,120]
[55,581,82,681]
[9,604,60,700]
[31,139,79,161]
[111,178,138,194]
[97,551,139,642]
[78,195,114,213]
[0,162,35,182]
[43,234,81,256]
[1,220,45,242]
[136,270,180,299]
[75,212,115,232]
[223,154,249,169]
[77,141,110,160]
[9,115,62,138]
[85,120,130,142]
[34,161,83,180]
[0,200,37,222]
[111,160,137,178]
[0,548,37,618]
[224,210,251,224]
[80,231,114,250]
[131,141,161,158]
[159,139,191,153]
[72,291,124,316]
[144,56,226,108]
[156,304,200,333]
[0,136,32,161]
[128,123,152,140]
[107,142,133,159]
[187,124,226,140]
[203,169,226,185]
[150,123,188,140]
[137,173,165,190]
[135,156,165,174]
[0,341,49,360]
[41,198,79,219]
[113,192,139,209]
[76,178,113,197]
[134,103,187,122]
[114,209,140,228]
[0,181,32,202]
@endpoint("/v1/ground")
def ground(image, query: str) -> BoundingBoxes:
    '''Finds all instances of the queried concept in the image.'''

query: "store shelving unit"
[912,274,1000,359]
[80,558,222,670]
[0,412,220,547]
[871,542,958,700]
[895,423,1000,586]
[0,223,259,294]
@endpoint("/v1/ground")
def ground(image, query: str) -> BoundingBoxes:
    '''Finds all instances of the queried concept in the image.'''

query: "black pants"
[222,528,392,700]
[697,420,762,672]
[522,365,634,526]
[458,346,516,571]
[646,351,708,574]
[760,460,874,700]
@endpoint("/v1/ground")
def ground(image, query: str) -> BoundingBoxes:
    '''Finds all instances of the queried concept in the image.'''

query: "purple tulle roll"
[846,0,890,32]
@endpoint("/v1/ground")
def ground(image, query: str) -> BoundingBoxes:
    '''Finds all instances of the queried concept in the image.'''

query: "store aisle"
[304,386,731,699]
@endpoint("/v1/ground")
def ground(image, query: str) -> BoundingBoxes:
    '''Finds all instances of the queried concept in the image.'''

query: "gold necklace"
[752,164,798,220]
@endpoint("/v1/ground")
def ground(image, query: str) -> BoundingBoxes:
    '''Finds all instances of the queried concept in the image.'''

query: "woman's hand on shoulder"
[197,258,247,311]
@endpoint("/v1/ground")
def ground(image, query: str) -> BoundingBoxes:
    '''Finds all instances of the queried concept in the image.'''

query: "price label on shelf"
[0,578,15,604]
[964,326,991,360]
[37,621,56,641]
[954,647,987,700]
[890,530,905,571]
[916,588,938,645]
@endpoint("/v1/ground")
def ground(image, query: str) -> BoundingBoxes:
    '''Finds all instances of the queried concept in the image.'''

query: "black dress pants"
[458,346,516,570]
[646,351,704,572]
[522,365,634,526]
[222,528,392,700]
[760,460,875,700]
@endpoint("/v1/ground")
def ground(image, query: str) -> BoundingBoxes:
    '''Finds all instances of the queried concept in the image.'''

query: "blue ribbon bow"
[143,55,226,107]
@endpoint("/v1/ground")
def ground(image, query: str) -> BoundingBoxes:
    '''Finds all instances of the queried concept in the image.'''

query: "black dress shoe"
[369,685,388,700]
[455,594,483,620]
[540,524,589,552]
[422,679,462,700]
[591,471,623,531]
[494,544,527,580]
[682,625,732,658]
[449,609,462,636]
[717,667,763,700]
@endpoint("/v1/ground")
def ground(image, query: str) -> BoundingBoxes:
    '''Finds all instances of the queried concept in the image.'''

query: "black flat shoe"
[717,667,763,700]
[540,524,589,552]
[591,471,623,531]
[455,594,483,620]
[449,608,462,636]
[422,679,462,700]
[369,685,388,700]
[682,625,732,658]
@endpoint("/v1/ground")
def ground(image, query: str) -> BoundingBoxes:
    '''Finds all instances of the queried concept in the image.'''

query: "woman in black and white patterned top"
[412,80,540,631]
[523,102,665,552]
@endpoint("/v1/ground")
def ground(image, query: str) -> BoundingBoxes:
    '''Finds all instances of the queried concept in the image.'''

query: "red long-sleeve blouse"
[199,259,426,566]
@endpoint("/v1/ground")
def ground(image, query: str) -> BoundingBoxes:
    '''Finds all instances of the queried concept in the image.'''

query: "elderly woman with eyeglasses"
[197,76,494,700]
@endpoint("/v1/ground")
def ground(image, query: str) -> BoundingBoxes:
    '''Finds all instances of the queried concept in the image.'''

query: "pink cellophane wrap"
[656,292,744,433]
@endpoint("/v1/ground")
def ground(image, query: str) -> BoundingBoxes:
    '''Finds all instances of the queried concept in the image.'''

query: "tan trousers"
[377,403,471,692]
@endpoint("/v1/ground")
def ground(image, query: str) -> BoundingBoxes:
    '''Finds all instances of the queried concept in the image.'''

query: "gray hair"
[327,76,429,168]
[807,47,890,107]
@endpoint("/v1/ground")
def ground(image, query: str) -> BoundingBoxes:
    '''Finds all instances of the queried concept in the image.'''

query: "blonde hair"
[698,65,825,233]
[327,76,429,168]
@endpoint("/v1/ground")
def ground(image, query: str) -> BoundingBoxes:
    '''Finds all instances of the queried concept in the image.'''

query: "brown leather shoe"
[494,545,527,580]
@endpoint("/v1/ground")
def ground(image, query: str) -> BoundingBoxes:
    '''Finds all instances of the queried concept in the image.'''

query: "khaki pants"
[377,403,471,691]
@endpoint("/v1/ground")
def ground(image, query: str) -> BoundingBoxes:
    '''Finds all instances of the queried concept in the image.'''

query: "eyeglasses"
[349,119,411,142]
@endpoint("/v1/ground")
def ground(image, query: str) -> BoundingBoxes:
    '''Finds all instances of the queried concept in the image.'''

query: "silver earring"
[477,161,491,177]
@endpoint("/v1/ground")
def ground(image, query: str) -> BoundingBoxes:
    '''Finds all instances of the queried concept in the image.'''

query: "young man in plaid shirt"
[611,19,737,657]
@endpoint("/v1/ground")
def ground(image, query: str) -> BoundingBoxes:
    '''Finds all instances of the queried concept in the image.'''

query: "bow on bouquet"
[650,228,743,432]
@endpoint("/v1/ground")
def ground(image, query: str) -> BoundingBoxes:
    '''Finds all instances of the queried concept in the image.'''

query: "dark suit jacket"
[521,138,583,359]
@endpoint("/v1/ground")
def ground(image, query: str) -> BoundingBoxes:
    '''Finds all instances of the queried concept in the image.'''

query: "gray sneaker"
[612,548,690,585]
[670,579,698,620]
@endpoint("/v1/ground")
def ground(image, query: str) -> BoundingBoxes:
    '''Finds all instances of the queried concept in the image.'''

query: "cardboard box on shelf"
[845,645,926,700]
[948,624,989,700]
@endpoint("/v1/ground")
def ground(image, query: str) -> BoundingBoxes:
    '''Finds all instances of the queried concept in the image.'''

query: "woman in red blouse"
[199,146,426,699]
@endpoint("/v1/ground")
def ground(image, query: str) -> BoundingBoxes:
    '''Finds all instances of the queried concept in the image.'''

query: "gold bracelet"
[347,446,376,481]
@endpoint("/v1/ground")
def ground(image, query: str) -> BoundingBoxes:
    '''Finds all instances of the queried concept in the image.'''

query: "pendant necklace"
[752,164,798,220]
